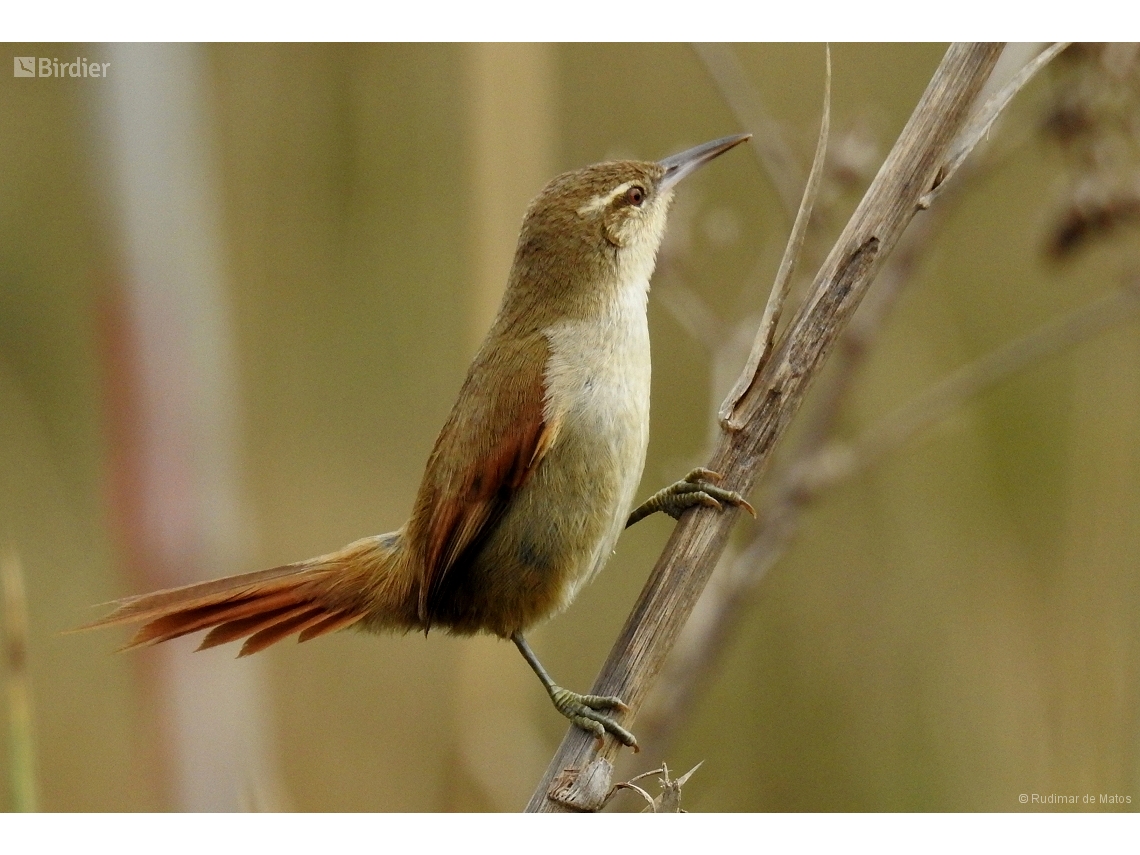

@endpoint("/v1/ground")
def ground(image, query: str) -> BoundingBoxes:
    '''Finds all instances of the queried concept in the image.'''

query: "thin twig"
[526,43,1006,812]
[610,779,656,811]
[721,47,832,424]
[692,43,806,220]
[922,42,1069,208]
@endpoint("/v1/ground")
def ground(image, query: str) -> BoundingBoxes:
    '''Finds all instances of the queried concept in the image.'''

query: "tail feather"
[82,532,411,656]
[297,610,366,643]
[197,602,319,652]
[97,563,321,628]
[238,607,329,657]
[123,589,313,650]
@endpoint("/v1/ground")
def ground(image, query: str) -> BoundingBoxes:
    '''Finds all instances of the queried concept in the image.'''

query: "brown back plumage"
[83,532,411,657]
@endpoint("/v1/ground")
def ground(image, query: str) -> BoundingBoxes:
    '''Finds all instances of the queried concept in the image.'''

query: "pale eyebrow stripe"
[576,181,635,217]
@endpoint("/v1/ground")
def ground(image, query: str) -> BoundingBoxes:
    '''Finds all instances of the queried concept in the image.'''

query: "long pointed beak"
[658,133,751,193]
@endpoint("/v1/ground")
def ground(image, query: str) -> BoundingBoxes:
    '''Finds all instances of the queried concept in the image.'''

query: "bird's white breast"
[540,276,652,606]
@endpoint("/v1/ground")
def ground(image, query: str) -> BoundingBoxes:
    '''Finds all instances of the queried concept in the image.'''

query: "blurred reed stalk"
[2,547,37,812]
[93,43,281,811]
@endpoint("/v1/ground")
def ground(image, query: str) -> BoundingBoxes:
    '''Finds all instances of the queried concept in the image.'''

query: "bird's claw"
[627,468,754,527]
[550,686,639,751]
[679,468,756,518]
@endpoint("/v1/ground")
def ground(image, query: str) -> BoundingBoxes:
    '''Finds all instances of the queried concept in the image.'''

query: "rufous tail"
[82,532,413,657]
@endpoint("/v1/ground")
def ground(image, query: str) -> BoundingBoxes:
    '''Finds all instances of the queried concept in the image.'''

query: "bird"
[85,133,753,750]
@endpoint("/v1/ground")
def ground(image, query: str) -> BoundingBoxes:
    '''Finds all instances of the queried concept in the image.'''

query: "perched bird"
[86,133,752,749]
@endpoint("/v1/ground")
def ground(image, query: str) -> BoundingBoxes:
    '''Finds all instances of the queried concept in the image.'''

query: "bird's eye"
[624,185,646,207]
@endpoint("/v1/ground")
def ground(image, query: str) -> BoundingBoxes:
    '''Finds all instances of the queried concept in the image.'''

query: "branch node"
[546,758,613,812]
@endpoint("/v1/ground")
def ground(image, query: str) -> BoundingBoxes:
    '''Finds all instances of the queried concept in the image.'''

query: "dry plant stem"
[635,206,953,748]
[723,48,831,423]
[923,43,1069,208]
[627,42,1074,758]
[608,760,702,812]
[526,43,1005,813]
[642,341,890,744]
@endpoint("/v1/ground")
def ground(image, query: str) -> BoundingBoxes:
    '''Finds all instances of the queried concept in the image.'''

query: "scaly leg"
[512,632,638,750]
[626,467,755,528]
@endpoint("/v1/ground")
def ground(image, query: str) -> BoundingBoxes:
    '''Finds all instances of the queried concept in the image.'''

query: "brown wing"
[408,332,559,627]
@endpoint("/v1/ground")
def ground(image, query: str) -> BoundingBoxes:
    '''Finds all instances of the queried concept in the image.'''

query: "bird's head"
[503,134,750,322]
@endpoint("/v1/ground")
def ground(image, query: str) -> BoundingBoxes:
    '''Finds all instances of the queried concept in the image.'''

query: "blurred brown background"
[1,43,1137,812]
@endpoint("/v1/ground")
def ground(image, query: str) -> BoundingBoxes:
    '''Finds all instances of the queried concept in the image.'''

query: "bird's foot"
[548,685,639,751]
[626,468,755,527]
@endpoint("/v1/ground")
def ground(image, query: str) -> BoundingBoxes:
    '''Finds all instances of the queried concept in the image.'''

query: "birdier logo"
[13,56,110,78]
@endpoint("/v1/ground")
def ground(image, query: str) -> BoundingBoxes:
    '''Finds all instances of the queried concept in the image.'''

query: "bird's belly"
[476,399,648,634]
[440,304,651,637]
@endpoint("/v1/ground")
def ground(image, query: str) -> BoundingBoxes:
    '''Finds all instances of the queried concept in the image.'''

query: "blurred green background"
[1,43,1137,812]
